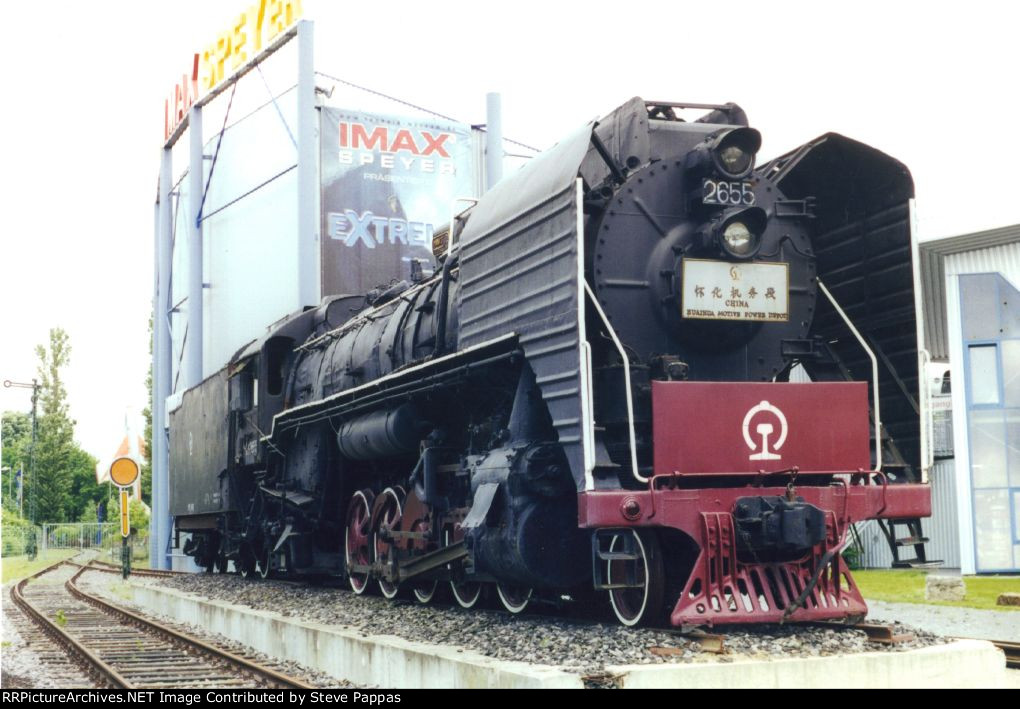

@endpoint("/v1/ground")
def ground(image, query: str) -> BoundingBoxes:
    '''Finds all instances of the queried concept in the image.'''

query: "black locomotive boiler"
[171,98,931,627]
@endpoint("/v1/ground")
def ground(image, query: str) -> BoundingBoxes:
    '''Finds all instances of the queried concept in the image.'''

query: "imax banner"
[320,108,477,297]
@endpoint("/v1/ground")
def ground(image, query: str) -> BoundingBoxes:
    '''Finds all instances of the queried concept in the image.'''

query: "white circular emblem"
[742,400,788,461]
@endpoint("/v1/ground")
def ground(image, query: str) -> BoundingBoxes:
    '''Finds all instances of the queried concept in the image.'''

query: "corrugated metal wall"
[944,242,1020,283]
[789,239,1018,570]
[857,459,960,569]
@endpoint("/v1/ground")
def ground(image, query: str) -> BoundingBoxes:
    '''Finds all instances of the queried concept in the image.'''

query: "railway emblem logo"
[742,400,788,461]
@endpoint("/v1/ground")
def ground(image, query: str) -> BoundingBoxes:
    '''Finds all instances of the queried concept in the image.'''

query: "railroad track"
[809,621,1018,669]
[989,640,1019,669]
[9,559,314,689]
[86,558,183,578]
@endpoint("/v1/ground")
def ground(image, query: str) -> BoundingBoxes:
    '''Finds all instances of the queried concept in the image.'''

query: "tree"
[30,328,101,523]
[66,445,100,522]
[1,411,31,512]
[128,497,150,536]
[141,314,152,504]
[32,329,74,522]
[36,329,71,421]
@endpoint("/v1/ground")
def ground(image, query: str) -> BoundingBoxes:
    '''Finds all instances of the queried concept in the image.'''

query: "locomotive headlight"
[715,207,768,259]
[718,145,752,176]
[710,127,762,179]
[723,221,754,255]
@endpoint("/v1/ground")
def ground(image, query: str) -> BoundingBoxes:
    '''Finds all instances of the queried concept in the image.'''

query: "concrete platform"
[126,582,1008,689]
[605,640,1005,688]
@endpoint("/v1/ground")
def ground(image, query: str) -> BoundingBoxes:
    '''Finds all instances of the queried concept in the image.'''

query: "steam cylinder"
[336,404,422,460]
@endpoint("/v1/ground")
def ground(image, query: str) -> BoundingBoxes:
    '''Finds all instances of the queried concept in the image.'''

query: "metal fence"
[2,523,149,562]
[41,522,150,562]
[41,522,115,551]
[1,525,42,556]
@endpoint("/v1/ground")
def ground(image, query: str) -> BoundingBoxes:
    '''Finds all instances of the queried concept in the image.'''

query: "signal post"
[110,457,140,578]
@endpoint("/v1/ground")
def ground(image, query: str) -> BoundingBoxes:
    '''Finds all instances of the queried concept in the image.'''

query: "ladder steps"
[895,536,929,546]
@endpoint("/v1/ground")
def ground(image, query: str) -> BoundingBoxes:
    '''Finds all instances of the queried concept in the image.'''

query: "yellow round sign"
[110,457,140,487]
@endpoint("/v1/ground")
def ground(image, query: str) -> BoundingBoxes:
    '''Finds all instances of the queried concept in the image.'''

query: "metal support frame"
[296,20,319,308]
[154,21,315,570]
[187,106,204,388]
[485,93,503,190]
[153,148,173,570]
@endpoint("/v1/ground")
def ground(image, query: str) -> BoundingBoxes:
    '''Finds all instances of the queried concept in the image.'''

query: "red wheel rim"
[345,490,373,594]
[411,518,437,603]
[373,488,403,599]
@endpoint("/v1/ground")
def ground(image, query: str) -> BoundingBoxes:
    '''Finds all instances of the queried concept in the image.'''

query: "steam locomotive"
[170,98,931,627]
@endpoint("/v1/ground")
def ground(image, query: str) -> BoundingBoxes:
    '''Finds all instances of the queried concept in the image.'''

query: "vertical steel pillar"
[152,147,173,570]
[187,107,204,387]
[485,92,503,190]
[296,20,319,307]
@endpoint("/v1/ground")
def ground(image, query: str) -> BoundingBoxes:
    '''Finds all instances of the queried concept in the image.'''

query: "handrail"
[579,340,596,482]
[447,197,479,259]
[583,281,644,485]
[575,178,595,489]
[817,279,882,471]
[919,348,933,482]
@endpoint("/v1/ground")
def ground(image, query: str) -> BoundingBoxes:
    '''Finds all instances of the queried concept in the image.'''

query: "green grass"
[853,569,1020,611]
[1,549,79,583]
[94,546,151,570]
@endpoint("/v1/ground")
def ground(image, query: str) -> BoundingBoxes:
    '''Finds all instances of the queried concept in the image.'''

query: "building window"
[968,345,999,405]
[1004,340,1020,407]
[960,273,1020,573]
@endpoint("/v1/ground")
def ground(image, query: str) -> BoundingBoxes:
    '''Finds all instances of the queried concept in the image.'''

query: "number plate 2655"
[702,179,755,206]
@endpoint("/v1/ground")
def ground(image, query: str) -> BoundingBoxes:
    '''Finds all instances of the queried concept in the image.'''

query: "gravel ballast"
[139,573,946,675]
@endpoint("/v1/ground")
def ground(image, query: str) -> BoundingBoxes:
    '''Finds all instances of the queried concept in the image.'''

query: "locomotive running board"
[264,334,519,442]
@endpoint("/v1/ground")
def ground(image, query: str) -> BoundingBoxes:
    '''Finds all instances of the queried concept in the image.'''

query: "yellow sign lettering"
[215,31,231,86]
[164,0,304,140]
[232,13,248,70]
[252,0,266,52]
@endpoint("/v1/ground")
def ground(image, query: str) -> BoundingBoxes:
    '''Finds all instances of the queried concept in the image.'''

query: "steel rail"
[84,558,183,578]
[66,561,314,688]
[10,559,131,688]
[10,558,313,689]
[978,639,1019,669]
[994,640,1020,669]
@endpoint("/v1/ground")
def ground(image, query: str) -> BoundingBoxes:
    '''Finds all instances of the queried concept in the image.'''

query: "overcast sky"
[1,0,1018,461]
